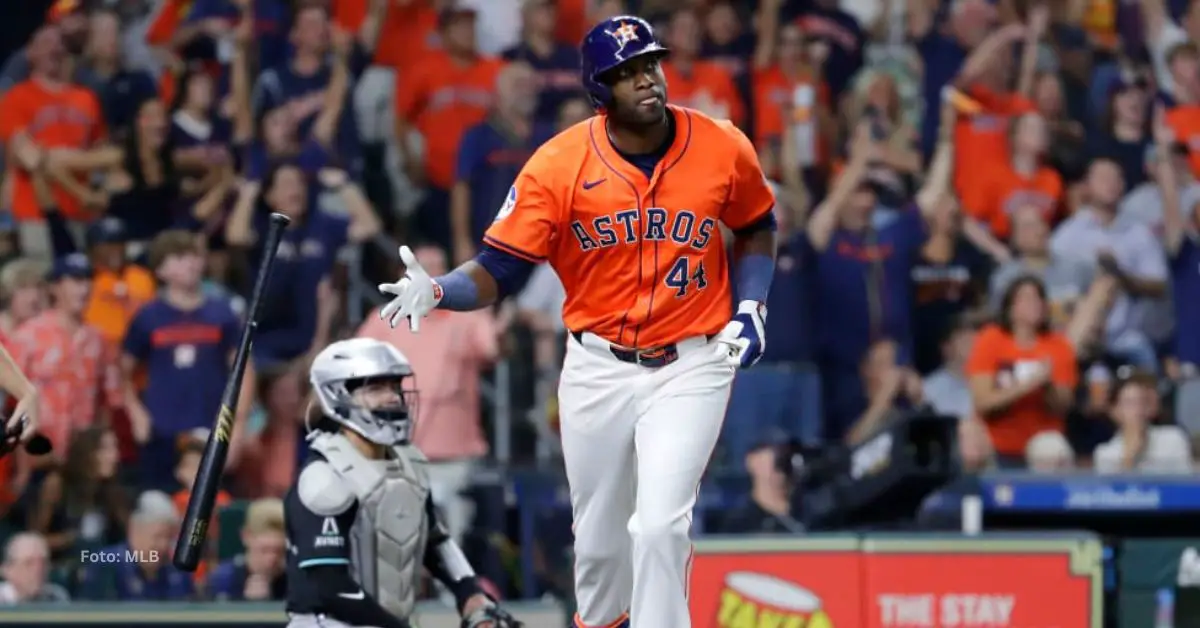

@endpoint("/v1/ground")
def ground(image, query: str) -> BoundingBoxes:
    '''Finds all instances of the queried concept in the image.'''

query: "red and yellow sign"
[688,537,1101,628]
[689,544,863,627]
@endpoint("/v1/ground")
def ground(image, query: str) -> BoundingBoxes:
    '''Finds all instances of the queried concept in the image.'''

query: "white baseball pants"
[558,331,734,628]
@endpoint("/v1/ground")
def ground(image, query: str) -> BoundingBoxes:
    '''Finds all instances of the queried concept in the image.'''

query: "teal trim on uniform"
[298,558,350,568]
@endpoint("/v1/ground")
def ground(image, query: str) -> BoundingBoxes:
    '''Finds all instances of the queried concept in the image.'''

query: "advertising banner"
[688,537,864,627]
[862,536,1102,628]
[689,534,1102,628]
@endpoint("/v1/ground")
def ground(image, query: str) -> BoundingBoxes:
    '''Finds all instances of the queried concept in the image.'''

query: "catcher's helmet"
[580,15,669,110]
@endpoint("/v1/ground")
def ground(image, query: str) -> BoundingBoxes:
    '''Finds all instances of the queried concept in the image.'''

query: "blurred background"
[0,0,1198,625]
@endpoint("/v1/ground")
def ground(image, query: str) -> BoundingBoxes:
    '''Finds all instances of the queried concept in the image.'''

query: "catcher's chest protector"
[310,433,431,620]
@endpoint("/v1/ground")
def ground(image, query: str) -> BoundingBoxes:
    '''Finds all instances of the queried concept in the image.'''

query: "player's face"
[352,379,406,412]
[606,55,668,127]
[243,530,287,576]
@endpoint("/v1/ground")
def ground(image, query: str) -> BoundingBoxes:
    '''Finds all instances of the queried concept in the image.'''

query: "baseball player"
[284,338,522,628]
[378,15,777,628]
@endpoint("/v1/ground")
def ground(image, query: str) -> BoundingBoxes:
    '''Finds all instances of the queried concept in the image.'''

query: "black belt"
[571,330,680,368]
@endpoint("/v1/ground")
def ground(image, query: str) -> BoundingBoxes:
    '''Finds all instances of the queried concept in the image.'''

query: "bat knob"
[268,213,292,227]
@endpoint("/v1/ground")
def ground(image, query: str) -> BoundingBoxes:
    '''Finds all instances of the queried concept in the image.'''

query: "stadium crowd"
[0,0,1194,609]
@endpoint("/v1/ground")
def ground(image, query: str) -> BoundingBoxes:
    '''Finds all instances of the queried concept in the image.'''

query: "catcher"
[284,338,522,628]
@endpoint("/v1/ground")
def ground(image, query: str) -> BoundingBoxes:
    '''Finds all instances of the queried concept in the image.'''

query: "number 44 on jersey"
[569,206,717,298]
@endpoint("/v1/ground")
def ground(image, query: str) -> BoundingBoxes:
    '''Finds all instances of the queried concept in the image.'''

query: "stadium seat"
[216,500,250,560]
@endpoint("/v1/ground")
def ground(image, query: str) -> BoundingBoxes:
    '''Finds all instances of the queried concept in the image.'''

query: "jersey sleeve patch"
[494,186,518,223]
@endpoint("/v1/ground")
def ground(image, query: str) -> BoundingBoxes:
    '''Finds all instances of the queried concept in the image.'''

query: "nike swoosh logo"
[338,590,366,600]
[582,178,606,190]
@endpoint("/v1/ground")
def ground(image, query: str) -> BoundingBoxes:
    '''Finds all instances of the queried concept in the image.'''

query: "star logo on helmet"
[607,22,639,52]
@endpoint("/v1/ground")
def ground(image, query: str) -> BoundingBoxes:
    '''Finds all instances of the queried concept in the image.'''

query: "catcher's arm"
[421,497,523,627]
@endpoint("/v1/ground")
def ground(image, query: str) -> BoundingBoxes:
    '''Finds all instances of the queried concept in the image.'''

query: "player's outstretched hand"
[714,300,767,369]
[378,245,441,332]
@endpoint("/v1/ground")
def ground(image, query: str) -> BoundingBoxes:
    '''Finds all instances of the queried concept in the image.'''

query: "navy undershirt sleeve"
[476,244,539,299]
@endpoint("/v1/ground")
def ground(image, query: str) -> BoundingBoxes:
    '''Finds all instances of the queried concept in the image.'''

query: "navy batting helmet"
[580,15,669,111]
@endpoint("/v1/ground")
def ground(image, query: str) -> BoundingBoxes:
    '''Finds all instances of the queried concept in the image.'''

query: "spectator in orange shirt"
[0,260,47,338]
[661,8,744,126]
[966,276,1077,465]
[82,218,156,348]
[0,25,105,259]
[1161,42,1200,177]
[396,7,504,253]
[10,254,122,452]
[960,112,1064,239]
[751,7,833,185]
[951,22,1038,202]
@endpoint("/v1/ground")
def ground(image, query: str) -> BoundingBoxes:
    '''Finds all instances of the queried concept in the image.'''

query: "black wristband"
[448,575,484,614]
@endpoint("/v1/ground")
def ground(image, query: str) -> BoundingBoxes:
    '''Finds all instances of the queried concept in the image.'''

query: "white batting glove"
[713,300,767,369]
[378,245,441,332]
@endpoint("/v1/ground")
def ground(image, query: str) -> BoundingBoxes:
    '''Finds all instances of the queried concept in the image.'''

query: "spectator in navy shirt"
[785,0,865,99]
[501,0,583,124]
[723,188,819,464]
[1085,71,1152,191]
[1159,117,1200,375]
[451,61,550,264]
[235,13,352,181]
[251,0,386,176]
[225,166,380,373]
[81,9,159,134]
[77,491,194,601]
[169,68,235,200]
[185,0,291,74]
[122,230,255,490]
[208,497,287,601]
[806,107,954,440]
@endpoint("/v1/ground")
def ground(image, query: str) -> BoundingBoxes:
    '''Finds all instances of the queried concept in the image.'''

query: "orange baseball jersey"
[952,83,1034,200]
[483,105,775,349]
[960,162,1063,238]
[1165,104,1200,178]
[0,80,105,222]
[396,52,505,190]
[661,61,745,128]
